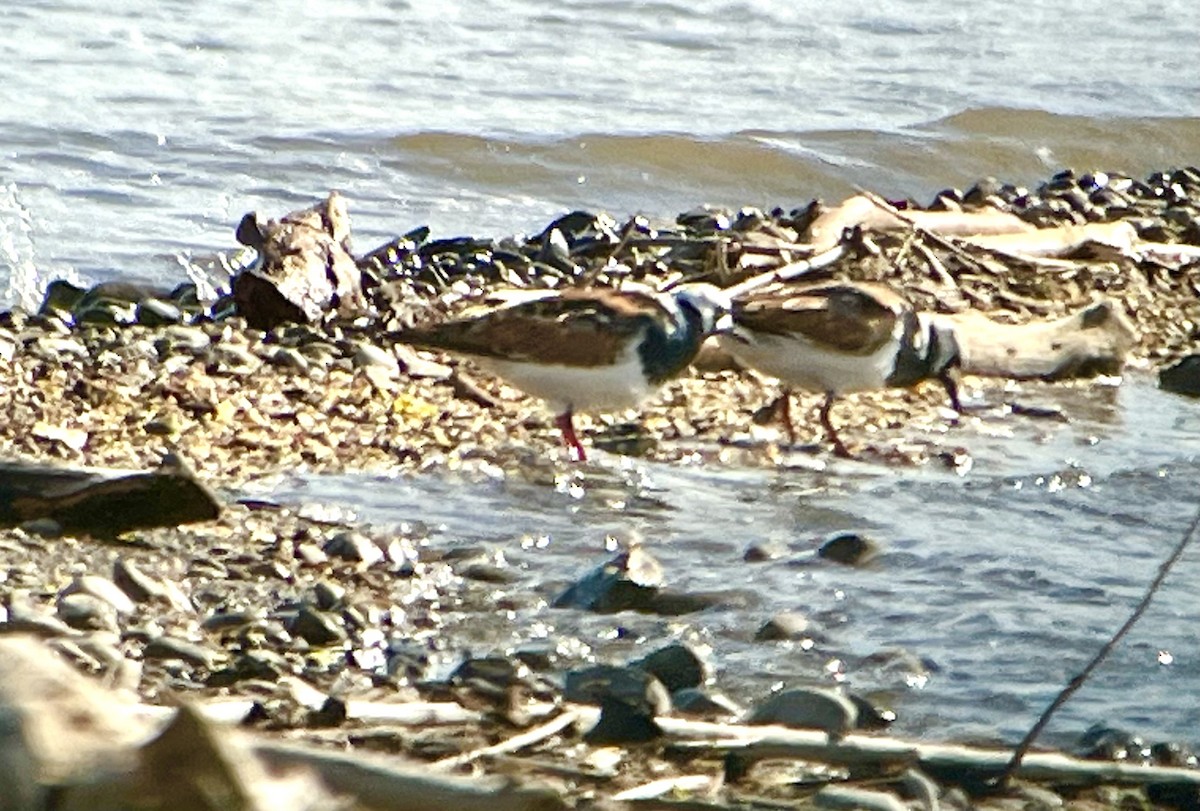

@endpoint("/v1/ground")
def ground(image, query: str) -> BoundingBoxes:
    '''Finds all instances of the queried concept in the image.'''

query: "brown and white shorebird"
[717,281,961,457]
[387,284,731,461]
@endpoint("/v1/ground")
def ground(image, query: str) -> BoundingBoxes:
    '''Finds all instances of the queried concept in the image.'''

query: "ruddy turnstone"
[718,281,961,457]
[388,283,730,461]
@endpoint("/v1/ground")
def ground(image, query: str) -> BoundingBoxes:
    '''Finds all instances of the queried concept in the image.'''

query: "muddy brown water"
[256,374,1200,752]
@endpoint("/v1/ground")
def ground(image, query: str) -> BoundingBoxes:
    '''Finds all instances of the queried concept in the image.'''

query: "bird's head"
[669,283,734,336]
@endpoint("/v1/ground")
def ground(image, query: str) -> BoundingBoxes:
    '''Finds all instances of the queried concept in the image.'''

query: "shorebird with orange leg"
[717,281,962,458]
[387,283,731,462]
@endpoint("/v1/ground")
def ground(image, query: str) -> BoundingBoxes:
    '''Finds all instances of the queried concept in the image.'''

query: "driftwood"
[0,454,220,536]
[233,191,367,331]
[806,194,1036,252]
[936,300,1135,380]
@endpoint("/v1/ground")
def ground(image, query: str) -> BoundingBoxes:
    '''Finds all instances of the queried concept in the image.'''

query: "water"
[3,0,1200,748]
[256,378,1200,749]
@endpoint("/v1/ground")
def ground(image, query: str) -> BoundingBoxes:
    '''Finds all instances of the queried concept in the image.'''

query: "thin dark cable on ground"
[997,499,1200,787]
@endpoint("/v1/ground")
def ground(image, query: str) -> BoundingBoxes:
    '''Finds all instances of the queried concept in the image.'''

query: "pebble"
[56,593,120,633]
[143,636,220,669]
[62,575,136,615]
[289,605,347,647]
[818,532,880,565]
[323,531,385,567]
[748,687,858,738]
[631,643,708,693]
[755,611,816,641]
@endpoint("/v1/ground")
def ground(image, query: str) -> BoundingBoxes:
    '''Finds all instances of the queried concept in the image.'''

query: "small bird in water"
[717,281,961,457]
[388,283,731,461]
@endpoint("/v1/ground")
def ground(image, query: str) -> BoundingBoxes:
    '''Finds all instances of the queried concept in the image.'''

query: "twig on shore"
[432,709,580,772]
[721,243,846,299]
[997,499,1200,787]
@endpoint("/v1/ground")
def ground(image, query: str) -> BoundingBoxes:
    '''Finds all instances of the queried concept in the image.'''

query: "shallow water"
[3,0,1200,750]
[257,376,1200,749]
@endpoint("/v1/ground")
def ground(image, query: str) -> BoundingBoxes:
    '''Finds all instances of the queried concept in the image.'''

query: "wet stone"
[313,580,345,611]
[323,531,384,567]
[671,687,742,718]
[817,532,880,565]
[552,546,666,613]
[755,611,816,642]
[1159,355,1200,397]
[631,642,708,693]
[143,636,219,669]
[61,575,136,616]
[564,664,671,717]
[289,605,347,647]
[748,687,858,738]
[56,593,120,633]
[815,785,907,811]
[744,540,787,562]
[136,298,183,326]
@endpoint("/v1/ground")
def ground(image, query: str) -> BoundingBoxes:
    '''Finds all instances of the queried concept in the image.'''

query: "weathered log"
[0,454,220,536]
[233,191,366,331]
[936,299,1136,381]
[806,194,1036,252]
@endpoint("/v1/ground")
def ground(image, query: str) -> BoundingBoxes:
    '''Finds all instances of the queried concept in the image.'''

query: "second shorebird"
[388,284,730,461]
[718,281,961,457]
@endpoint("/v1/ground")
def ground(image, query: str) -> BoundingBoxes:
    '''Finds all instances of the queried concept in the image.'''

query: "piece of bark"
[0,455,220,537]
[937,299,1135,380]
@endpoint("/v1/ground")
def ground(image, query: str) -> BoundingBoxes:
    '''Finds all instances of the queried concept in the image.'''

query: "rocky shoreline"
[3,167,1200,809]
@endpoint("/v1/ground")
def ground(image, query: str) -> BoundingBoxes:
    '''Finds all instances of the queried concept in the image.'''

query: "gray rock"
[755,611,816,641]
[313,580,345,611]
[671,687,742,717]
[136,298,183,326]
[61,575,136,616]
[113,558,164,604]
[818,532,880,565]
[631,643,708,692]
[268,346,310,372]
[323,531,384,567]
[743,540,788,562]
[158,325,211,354]
[1160,354,1200,397]
[552,546,665,613]
[564,664,671,717]
[815,785,907,811]
[352,342,400,373]
[289,605,347,647]
[748,687,858,738]
[900,768,940,811]
[143,636,219,669]
[56,593,120,633]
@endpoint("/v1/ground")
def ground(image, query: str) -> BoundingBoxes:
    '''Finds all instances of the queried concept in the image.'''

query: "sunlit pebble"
[1158,650,1174,665]
[824,659,844,676]
[604,535,620,552]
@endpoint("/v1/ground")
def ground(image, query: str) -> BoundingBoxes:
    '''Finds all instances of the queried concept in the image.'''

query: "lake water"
[254,375,1200,750]
[3,0,1200,750]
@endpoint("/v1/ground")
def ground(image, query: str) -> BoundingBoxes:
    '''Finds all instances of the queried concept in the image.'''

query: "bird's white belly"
[481,343,653,414]
[719,331,897,394]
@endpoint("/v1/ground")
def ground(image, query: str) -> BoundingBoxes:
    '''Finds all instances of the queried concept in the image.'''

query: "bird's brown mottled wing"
[397,288,662,367]
[734,283,901,355]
